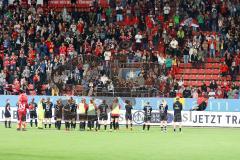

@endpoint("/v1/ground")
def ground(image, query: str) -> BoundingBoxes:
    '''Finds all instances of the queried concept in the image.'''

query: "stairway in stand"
[175,58,240,87]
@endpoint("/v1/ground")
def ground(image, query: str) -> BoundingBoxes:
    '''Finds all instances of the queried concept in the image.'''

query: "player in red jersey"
[17,93,28,131]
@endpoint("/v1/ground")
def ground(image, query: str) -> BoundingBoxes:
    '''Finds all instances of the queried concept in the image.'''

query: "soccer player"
[87,98,98,131]
[29,98,38,128]
[98,99,108,130]
[63,98,72,131]
[143,102,152,131]
[110,98,121,131]
[17,93,28,131]
[173,97,183,132]
[77,98,88,131]
[4,99,11,128]
[54,99,63,130]
[44,98,53,128]
[159,99,168,132]
[70,97,77,130]
[37,98,45,129]
[125,100,133,130]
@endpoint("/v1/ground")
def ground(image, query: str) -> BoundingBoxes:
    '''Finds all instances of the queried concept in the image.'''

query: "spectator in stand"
[209,80,218,91]
[221,62,229,77]
[208,89,216,99]
[163,3,171,22]
[191,52,198,68]
[165,56,172,75]
[201,82,207,93]
[183,46,189,64]
[183,87,192,98]
[135,32,142,51]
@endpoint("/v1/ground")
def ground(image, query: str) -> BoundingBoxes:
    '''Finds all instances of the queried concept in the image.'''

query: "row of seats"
[183,81,240,87]
[175,74,221,81]
[178,69,220,75]
[179,63,222,69]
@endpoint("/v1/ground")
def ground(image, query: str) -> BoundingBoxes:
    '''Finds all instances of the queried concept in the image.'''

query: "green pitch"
[0,124,239,160]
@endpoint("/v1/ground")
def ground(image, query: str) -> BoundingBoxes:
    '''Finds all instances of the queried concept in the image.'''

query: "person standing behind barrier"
[4,99,11,128]
[77,98,88,131]
[110,98,121,131]
[37,98,45,129]
[29,98,38,128]
[54,99,63,130]
[143,102,152,131]
[87,98,98,131]
[98,99,109,131]
[44,98,53,129]
[125,100,133,130]
[159,99,168,132]
[173,97,183,132]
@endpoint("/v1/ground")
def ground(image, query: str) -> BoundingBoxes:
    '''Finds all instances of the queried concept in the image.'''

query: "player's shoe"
[22,128,27,131]
[17,128,21,131]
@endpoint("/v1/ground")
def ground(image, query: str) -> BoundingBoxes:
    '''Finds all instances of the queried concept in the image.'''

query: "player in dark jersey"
[143,102,152,131]
[29,98,38,128]
[125,100,133,130]
[54,99,63,130]
[63,98,72,131]
[70,97,77,130]
[4,99,11,128]
[173,97,183,132]
[98,99,108,130]
[159,99,168,132]
[44,98,53,128]
[87,98,98,131]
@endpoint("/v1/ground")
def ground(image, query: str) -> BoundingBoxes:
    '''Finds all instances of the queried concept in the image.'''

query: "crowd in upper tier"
[0,0,240,98]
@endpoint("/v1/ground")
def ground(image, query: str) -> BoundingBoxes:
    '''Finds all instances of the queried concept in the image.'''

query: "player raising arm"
[143,102,152,131]
[173,97,183,132]
[159,99,168,132]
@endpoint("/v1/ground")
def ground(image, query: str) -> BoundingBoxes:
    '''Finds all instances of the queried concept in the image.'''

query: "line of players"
[5,96,183,132]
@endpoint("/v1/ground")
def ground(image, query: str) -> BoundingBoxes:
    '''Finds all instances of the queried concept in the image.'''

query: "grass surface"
[0,124,239,160]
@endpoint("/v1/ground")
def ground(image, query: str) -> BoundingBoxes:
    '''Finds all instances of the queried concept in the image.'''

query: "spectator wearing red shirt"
[59,43,67,57]
[221,62,228,77]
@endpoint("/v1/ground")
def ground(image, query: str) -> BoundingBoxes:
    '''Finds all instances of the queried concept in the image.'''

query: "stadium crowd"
[0,0,240,99]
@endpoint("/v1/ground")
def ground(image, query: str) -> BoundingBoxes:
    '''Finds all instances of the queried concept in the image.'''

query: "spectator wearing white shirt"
[135,31,142,50]
[208,89,216,99]
[104,50,111,67]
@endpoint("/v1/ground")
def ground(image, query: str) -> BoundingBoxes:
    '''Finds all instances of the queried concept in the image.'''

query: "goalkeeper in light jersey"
[37,98,45,129]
